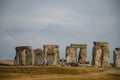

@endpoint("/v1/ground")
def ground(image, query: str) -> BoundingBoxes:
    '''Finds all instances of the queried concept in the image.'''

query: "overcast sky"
[0,0,120,62]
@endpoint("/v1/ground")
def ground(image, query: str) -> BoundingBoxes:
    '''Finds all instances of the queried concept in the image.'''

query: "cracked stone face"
[113,48,120,67]
[78,48,87,62]
[14,46,34,65]
[44,45,59,66]
[92,41,110,67]
[66,47,77,63]
[34,49,44,65]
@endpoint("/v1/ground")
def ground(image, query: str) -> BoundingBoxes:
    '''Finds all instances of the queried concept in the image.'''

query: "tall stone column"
[92,41,110,67]
[53,47,59,65]
[21,50,26,65]
[113,48,120,67]
[101,47,110,67]
[34,48,44,65]
[66,46,77,63]
[43,46,48,66]
[78,47,87,62]
[14,46,34,66]
[43,45,59,66]
[92,46,102,67]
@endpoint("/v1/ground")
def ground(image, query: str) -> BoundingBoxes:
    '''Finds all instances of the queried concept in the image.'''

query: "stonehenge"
[66,46,77,64]
[92,42,110,67]
[14,45,60,66]
[14,42,119,67]
[113,48,120,67]
[14,46,35,65]
[71,44,87,62]
[43,45,59,66]
[34,48,44,65]
[65,44,90,66]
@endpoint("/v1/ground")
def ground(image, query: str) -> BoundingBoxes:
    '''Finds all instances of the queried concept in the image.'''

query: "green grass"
[0,66,80,75]
[0,66,120,80]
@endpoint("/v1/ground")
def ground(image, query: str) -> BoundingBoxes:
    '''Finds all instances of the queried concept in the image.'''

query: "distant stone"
[34,48,44,65]
[92,41,110,67]
[14,46,35,65]
[43,45,59,66]
[113,48,120,67]
[66,46,77,64]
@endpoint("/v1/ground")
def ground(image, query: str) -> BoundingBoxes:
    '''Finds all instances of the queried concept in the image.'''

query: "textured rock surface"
[71,44,87,48]
[70,44,87,62]
[101,47,110,67]
[34,48,44,65]
[43,45,59,66]
[78,48,87,62]
[66,46,77,63]
[113,48,120,67]
[14,46,35,65]
[92,46,102,67]
[92,41,110,67]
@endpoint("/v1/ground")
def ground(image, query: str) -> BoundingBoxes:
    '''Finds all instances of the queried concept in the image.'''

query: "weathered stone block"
[43,45,59,66]
[92,46,102,67]
[101,47,110,67]
[92,41,110,67]
[113,48,120,67]
[14,46,35,65]
[93,41,109,47]
[78,48,87,62]
[34,48,44,65]
[71,44,87,48]
[66,46,77,63]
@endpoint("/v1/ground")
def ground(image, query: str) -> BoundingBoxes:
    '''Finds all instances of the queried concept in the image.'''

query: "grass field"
[0,66,120,80]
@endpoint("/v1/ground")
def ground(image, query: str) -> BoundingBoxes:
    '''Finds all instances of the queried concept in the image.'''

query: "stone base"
[78,61,91,67]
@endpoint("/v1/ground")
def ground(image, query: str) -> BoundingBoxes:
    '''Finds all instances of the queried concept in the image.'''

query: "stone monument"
[14,46,35,65]
[113,48,120,67]
[34,48,44,65]
[92,42,110,67]
[66,46,77,64]
[43,45,59,66]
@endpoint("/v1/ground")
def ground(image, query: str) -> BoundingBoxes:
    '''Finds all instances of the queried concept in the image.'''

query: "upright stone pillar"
[101,47,110,67]
[92,41,110,67]
[14,46,35,66]
[66,46,77,63]
[78,47,87,62]
[34,48,44,65]
[113,48,120,67]
[92,46,102,67]
[53,47,59,65]
[43,45,59,66]
[70,44,87,63]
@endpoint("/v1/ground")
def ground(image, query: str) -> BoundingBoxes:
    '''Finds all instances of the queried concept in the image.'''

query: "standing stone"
[43,45,59,66]
[113,48,120,67]
[101,47,110,67]
[92,41,110,67]
[66,46,77,63]
[14,46,35,65]
[92,46,102,67]
[34,48,44,65]
[78,48,87,62]
[70,44,87,62]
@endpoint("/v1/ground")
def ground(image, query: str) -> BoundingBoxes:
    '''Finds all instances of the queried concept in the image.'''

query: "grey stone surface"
[92,41,110,67]
[101,47,110,67]
[34,48,44,65]
[78,48,87,62]
[113,48,120,67]
[43,45,59,66]
[66,46,77,64]
[14,46,35,65]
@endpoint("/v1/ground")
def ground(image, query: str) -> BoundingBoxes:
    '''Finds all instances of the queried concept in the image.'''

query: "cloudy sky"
[0,0,120,62]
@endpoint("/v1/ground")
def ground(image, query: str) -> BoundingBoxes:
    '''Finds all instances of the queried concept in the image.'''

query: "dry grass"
[0,66,120,80]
